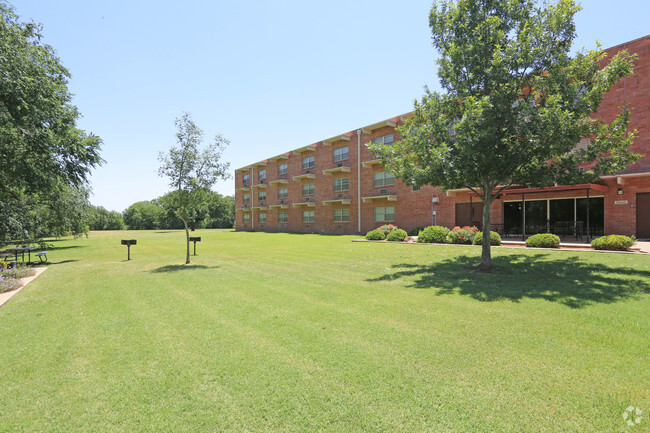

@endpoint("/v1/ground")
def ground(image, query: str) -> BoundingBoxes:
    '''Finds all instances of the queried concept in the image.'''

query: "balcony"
[236,208,252,212]
[362,195,398,203]
[269,204,289,209]
[322,166,351,175]
[251,206,268,211]
[269,179,289,185]
[251,183,267,189]
[292,173,316,181]
[236,187,251,192]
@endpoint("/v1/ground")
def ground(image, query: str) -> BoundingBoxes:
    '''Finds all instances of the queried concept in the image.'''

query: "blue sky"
[10,0,650,212]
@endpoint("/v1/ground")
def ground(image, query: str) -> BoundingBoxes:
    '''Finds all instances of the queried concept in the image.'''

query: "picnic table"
[6,246,37,263]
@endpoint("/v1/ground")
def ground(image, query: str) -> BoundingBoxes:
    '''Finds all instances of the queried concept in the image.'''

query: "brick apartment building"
[234,35,650,239]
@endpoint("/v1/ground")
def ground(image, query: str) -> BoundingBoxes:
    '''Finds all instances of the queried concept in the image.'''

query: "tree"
[369,0,639,271]
[123,201,162,230]
[89,206,126,230]
[158,113,230,264]
[0,1,103,245]
[204,193,235,229]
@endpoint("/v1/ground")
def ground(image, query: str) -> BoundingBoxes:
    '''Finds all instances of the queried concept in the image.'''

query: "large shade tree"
[158,113,230,264]
[0,1,103,245]
[370,0,639,271]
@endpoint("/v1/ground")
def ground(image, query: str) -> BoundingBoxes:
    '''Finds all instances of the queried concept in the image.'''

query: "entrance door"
[637,193,650,239]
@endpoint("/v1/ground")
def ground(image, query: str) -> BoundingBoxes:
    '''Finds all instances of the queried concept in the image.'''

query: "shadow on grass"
[44,245,84,252]
[367,254,650,308]
[150,264,220,273]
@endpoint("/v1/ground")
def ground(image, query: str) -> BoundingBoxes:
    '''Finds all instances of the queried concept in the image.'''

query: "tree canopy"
[0,1,103,245]
[158,112,230,263]
[369,0,639,271]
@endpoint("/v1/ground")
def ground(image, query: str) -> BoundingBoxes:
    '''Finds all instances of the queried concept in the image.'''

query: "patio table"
[7,246,37,263]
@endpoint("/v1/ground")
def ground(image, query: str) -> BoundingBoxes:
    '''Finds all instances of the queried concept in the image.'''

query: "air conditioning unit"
[306,170,310,174]
[380,189,387,194]
[280,200,284,204]
[280,175,285,179]
[261,180,265,184]
[305,197,310,202]
[337,162,343,167]
[338,194,343,199]
[337,224,343,229]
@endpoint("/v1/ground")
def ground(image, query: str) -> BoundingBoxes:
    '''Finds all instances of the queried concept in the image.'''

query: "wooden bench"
[35,252,48,263]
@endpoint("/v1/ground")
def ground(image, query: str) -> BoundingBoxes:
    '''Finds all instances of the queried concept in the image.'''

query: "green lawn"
[1,230,648,432]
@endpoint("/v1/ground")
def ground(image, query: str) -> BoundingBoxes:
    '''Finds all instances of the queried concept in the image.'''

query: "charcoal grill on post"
[121,239,137,260]
[189,237,201,255]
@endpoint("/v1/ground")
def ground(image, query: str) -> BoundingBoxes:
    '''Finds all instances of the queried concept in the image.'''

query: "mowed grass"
[0,230,648,432]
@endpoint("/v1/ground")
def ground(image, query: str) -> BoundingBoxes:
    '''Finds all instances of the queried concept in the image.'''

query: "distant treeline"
[91,190,234,231]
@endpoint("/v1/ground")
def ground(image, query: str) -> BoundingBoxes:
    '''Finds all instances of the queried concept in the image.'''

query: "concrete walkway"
[0,267,47,308]
[635,241,650,254]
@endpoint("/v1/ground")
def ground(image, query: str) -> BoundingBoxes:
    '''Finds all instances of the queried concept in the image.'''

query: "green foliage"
[473,231,502,246]
[446,226,479,244]
[386,229,407,242]
[89,206,125,230]
[365,229,386,240]
[123,201,162,230]
[417,225,450,243]
[407,226,426,236]
[0,3,102,246]
[591,235,634,251]
[368,0,639,271]
[525,233,561,248]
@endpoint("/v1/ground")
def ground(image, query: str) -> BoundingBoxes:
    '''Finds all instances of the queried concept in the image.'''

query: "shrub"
[365,229,386,240]
[386,229,407,242]
[473,231,502,246]
[376,224,399,236]
[445,226,479,244]
[591,234,634,251]
[417,225,450,243]
[407,226,426,237]
[525,233,560,248]
[0,265,35,280]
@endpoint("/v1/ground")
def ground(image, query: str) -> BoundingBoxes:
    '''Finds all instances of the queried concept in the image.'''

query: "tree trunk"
[478,193,493,272]
[178,212,191,264]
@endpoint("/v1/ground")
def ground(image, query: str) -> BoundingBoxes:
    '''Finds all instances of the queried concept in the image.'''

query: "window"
[278,188,288,199]
[258,191,266,201]
[258,169,266,181]
[374,206,395,223]
[302,210,315,223]
[373,171,395,187]
[334,209,349,222]
[243,213,250,224]
[574,138,590,152]
[412,185,421,191]
[372,134,394,146]
[302,183,315,196]
[242,174,250,184]
[243,194,250,204]
[334,177,349,192]
[302,155,314,170]
[258,213,267,224]
[278,163,288,175]
[333,146,349,162]
[278,212,288,224]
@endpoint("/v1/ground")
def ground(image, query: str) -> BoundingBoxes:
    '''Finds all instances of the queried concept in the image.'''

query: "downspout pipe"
[251,167,255,231]
[357,129,362,233]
